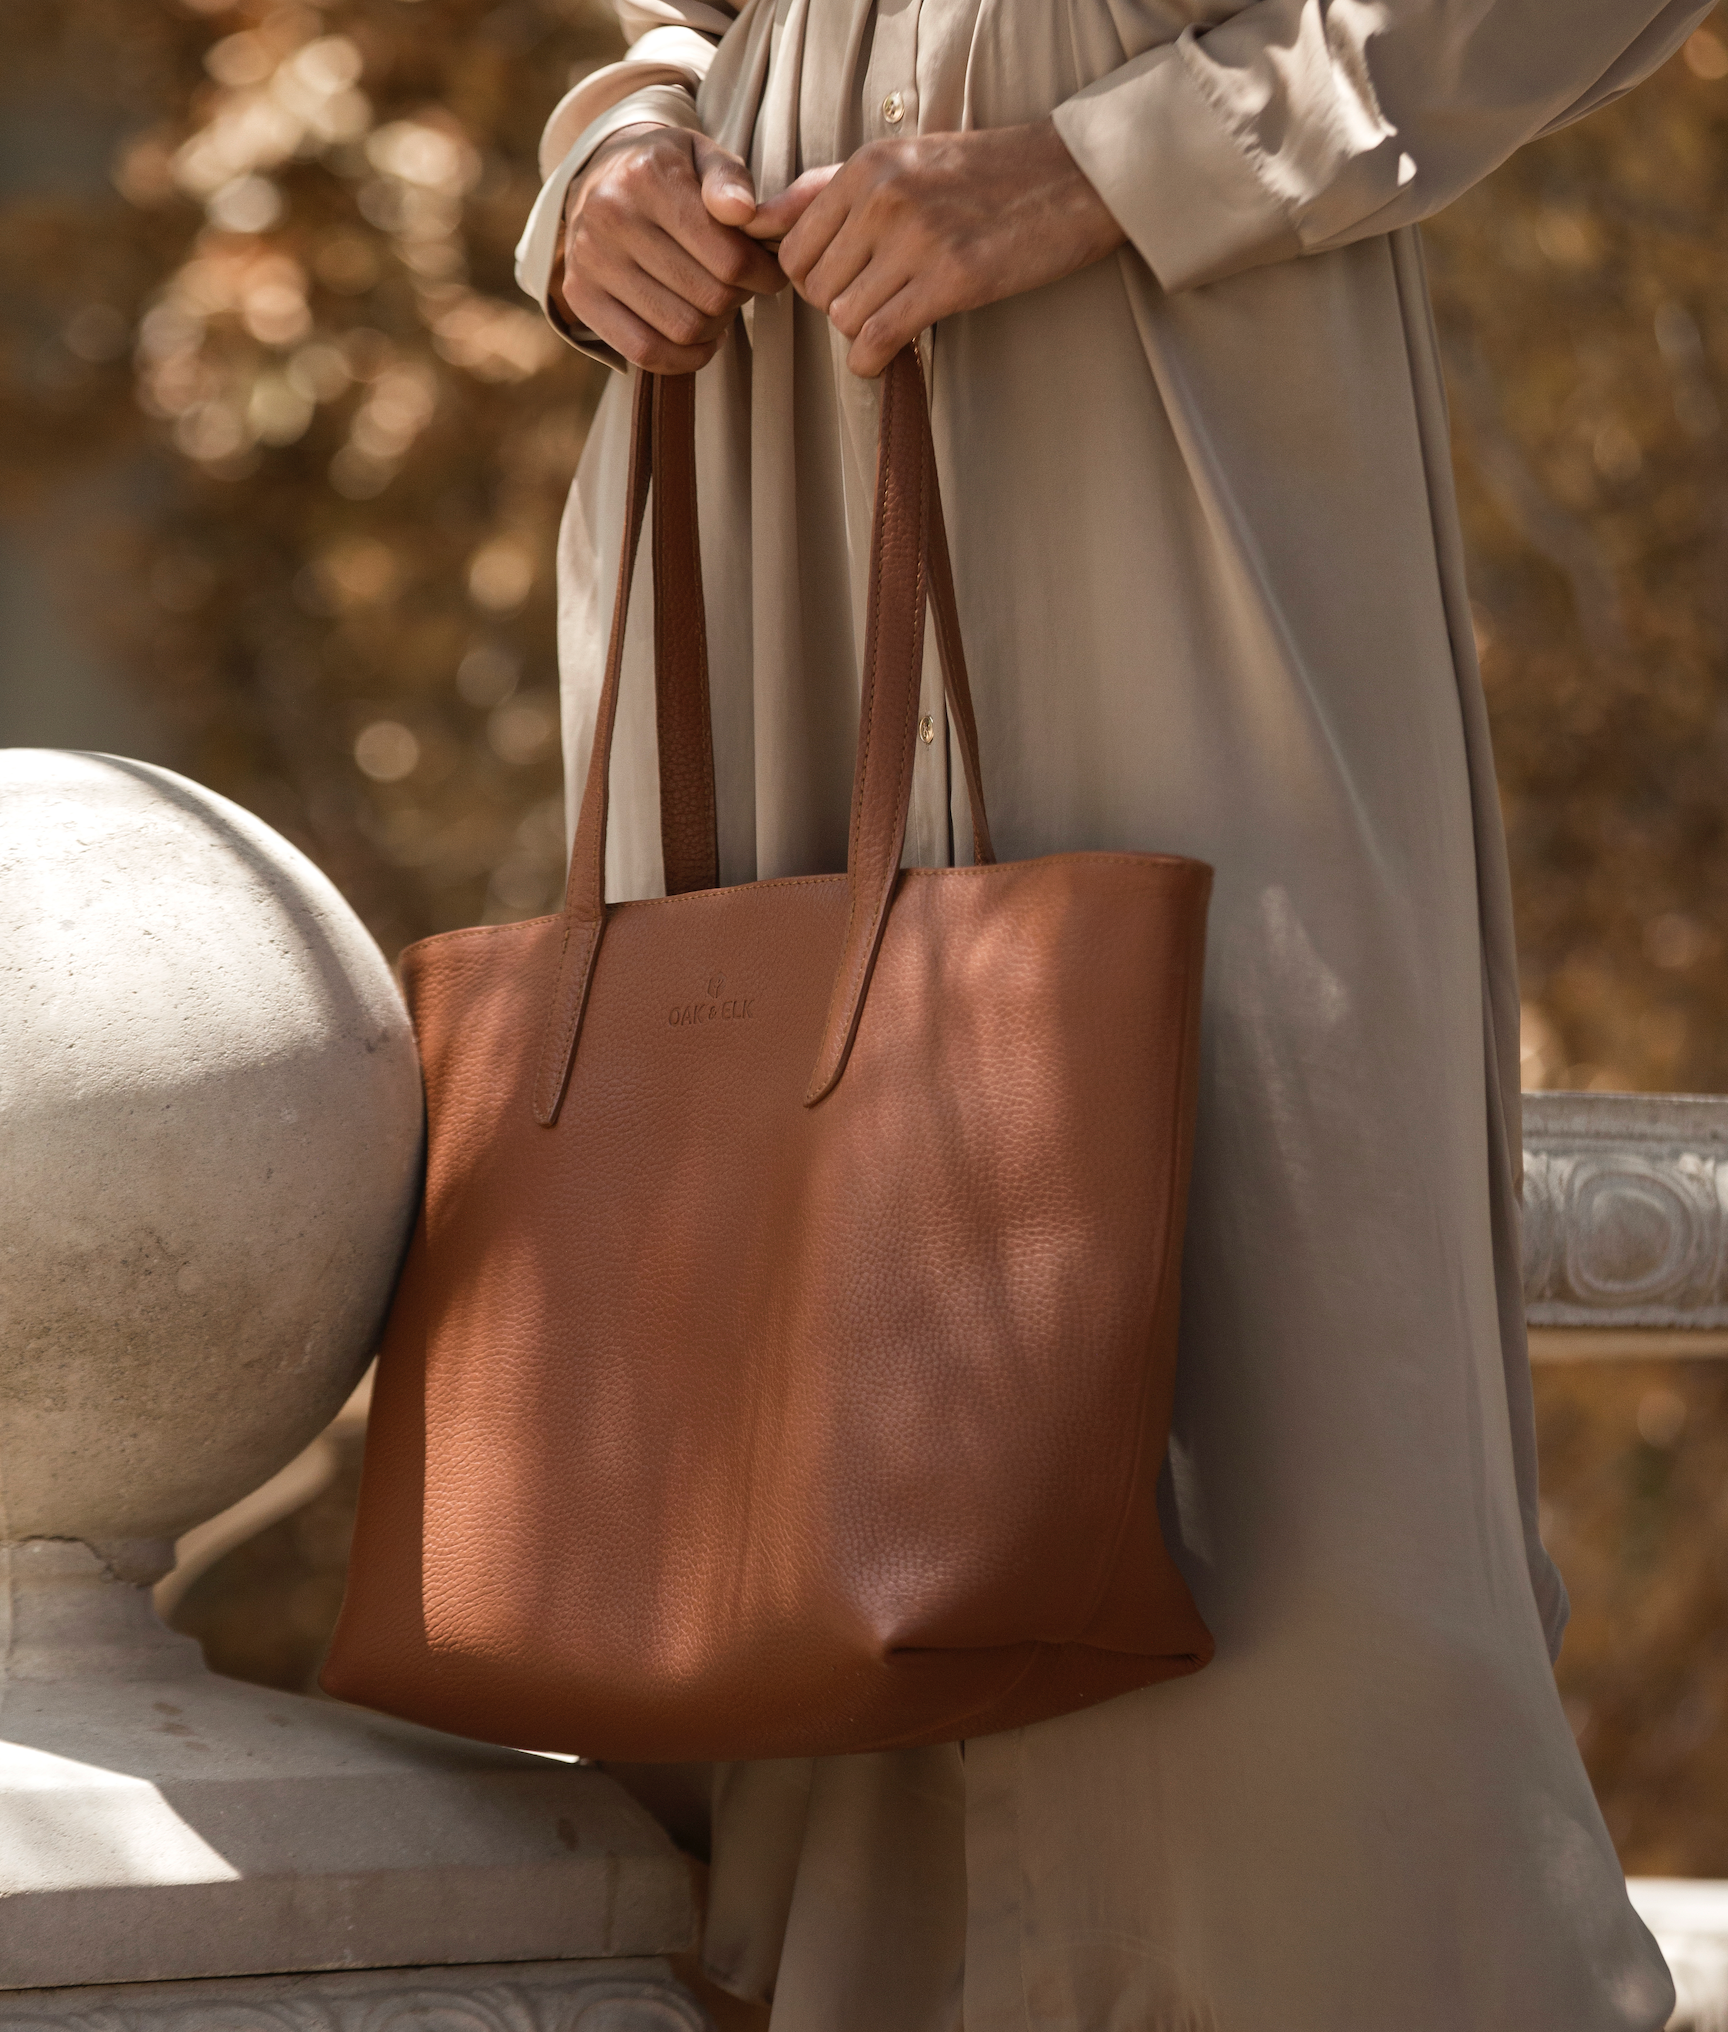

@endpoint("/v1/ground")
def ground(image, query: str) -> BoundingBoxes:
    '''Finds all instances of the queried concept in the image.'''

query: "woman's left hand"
[744,119,1125,377]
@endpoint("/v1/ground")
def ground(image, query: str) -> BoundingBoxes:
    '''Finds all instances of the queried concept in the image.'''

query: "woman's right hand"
[554,125,787,372]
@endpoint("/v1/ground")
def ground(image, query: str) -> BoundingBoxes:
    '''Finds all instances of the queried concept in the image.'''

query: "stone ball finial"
[0,751,423,1573]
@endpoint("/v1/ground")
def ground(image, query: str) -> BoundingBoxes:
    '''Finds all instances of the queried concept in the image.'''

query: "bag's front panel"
[333,854,1210,1758]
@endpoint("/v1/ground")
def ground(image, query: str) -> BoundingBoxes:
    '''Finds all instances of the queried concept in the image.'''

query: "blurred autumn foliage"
[1424,20,1728,1097]
[6,0,1728,1882]
[1,0,621,953]
[1536,1356,1728,1873]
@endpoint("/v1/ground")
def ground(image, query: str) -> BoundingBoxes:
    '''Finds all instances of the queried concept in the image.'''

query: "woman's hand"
[555,125,787,372]
[747,120,1125,377]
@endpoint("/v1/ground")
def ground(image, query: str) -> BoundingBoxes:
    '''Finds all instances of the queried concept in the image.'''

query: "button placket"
[863,0,920,139]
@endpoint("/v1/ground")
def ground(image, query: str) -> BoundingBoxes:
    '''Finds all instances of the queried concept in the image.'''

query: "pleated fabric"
[521,0,1710,2021]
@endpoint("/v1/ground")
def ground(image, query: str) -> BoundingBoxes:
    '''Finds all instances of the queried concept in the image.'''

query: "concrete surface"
[0,1540,696,1988]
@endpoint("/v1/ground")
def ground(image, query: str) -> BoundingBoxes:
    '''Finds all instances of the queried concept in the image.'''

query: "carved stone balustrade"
[1521,1092,1728,2028]
[1524,1092,1728,1330]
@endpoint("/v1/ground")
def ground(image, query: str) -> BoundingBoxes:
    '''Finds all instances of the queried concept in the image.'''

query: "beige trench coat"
[516,1,1708,2024]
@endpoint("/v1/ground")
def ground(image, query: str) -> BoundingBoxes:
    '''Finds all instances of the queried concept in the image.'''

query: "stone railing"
[1525,1091,1728,1342]
[1522,1094,1728,2027]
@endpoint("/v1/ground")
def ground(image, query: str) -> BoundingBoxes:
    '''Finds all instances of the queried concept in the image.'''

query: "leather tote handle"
[803,346,993,1101]
[649,350,993,887]
[534,344,992,1127]
[651,372,720,897]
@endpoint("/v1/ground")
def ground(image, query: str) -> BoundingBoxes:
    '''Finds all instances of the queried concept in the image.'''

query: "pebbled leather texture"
[323,347,1216,1760]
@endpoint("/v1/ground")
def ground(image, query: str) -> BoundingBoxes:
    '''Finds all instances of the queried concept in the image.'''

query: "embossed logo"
[669,972,755,1028]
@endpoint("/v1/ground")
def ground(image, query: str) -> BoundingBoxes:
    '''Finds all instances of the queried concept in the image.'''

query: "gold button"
[882,90,906,126]
[918,714,936,746]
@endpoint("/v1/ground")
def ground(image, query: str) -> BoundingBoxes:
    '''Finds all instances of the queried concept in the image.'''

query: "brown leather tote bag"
[322,347,1214,1759]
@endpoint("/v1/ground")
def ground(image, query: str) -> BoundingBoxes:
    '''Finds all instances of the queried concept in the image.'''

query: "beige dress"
[514,1,1709,2023]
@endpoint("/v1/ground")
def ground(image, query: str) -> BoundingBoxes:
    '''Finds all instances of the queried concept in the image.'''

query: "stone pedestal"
[0,1540,696,1990]
[0,752,705,2020]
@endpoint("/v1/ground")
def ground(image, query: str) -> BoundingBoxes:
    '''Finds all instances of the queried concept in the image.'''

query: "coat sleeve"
[514,0,740,321]
[1051,0,1714,294]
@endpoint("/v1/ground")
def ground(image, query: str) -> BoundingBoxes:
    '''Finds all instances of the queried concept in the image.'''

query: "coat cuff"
[1052,35,1301,294]
[536,30,720,176]
[514,84,706,371]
